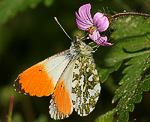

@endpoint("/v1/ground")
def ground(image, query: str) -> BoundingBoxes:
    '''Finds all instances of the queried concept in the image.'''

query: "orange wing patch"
[54,80,72,115]
[15,63,55,97]
[49,79,73,119]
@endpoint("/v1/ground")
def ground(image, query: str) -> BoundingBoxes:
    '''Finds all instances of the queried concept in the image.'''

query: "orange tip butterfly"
[14,18,101,120]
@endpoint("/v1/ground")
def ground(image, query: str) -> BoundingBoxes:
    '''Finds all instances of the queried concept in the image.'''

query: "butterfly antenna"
[54,17,72,40]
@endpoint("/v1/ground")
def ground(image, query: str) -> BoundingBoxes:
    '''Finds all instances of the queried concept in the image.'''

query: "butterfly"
[14,36,101,120]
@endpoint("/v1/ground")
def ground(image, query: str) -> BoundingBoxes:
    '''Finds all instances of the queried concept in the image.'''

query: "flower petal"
[93,12,109,32]
[75,3,93,30]
[89,30,100,41]
[96,36,112,46]
[76,13,91,30]
[89,30,112,46]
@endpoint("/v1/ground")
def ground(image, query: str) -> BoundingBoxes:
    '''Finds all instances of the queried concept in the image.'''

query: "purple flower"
[75,3,112,46]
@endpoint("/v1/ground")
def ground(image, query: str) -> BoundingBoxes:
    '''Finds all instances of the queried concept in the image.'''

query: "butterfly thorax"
[70,37,93,56]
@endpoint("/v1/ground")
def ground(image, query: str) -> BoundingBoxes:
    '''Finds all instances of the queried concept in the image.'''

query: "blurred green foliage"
[0,0,150,122]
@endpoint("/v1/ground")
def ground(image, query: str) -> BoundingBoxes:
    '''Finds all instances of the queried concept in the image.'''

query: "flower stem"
[111,12,150,19]
[7,96,14,122]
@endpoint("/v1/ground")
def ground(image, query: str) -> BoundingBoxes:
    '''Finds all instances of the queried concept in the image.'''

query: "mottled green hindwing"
[72,54,101,116]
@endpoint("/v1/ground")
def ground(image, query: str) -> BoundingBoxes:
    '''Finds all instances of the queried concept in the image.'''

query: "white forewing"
[44,50,72,86]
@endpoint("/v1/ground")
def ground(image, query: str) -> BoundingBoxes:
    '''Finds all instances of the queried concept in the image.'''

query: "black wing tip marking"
[13,76,28,95]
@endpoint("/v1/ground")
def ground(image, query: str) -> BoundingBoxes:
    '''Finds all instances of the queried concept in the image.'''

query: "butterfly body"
[14,36,101,120]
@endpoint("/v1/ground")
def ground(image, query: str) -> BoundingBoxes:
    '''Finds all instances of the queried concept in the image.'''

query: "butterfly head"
[70,36,94,56]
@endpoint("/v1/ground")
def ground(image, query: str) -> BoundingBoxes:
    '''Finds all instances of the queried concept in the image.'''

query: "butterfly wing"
[49,58,75,119]
[72,55,101,116]
[14,50,72,97]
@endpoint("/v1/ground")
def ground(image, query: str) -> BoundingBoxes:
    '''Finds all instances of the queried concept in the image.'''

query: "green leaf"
[113,53,150,122]
[95,109,116,122]
[98,62,122,83]
[100,15,150,67]
[106,14,150,122]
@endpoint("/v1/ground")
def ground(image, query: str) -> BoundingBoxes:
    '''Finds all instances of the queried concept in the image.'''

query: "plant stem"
[112,12,150,19]
[7,96,14,122]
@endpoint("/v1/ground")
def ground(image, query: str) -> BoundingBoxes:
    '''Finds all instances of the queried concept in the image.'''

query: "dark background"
[0,0,150,122]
